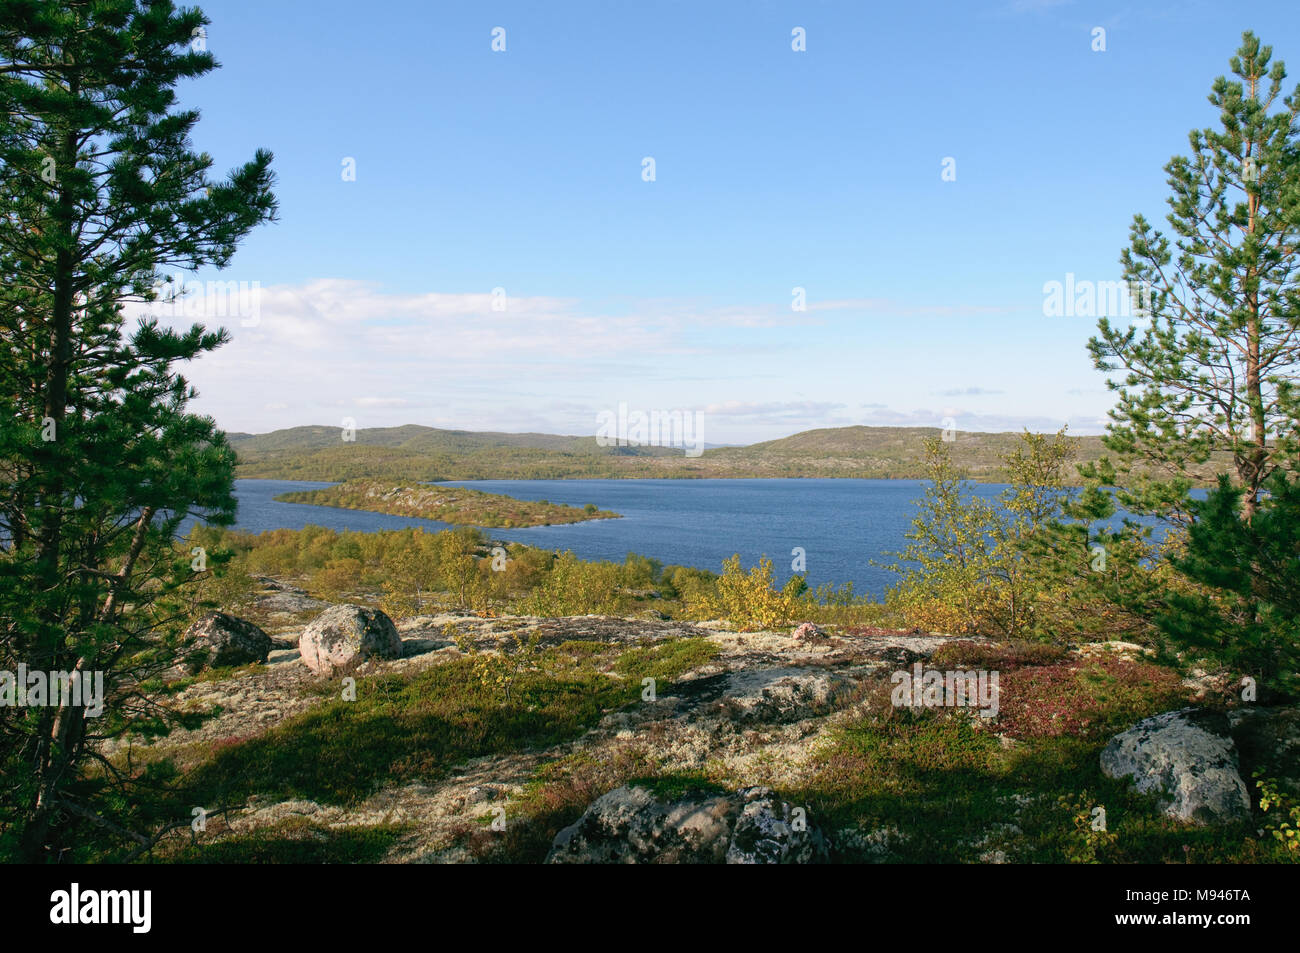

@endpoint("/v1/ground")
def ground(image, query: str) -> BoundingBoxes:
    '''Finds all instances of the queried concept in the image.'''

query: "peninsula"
[274,479,620,528]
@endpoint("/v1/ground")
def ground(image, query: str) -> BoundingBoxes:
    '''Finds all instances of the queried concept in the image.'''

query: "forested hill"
[227,423,1188,483]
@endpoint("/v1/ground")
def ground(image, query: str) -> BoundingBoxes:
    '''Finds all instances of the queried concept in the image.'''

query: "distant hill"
[227,424,644,454]
[229,422,1196,483]
[702,426,1049,478]
[232,424,681,482]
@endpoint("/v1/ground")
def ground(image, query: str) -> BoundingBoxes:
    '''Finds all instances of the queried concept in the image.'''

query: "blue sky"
[154,0,1300,444]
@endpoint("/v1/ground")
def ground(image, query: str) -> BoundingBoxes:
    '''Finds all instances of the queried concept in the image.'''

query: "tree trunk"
[21,109,79,864]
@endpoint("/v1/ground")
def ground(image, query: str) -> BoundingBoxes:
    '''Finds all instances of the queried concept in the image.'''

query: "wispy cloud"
[120,278,1110,439]
[853,405,1106,435]
[936,386,1005,397]
[702,400,847,417]
[809,298,1011,317]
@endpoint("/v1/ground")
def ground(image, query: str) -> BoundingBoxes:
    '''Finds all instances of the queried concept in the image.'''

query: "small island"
[274,479,620,528]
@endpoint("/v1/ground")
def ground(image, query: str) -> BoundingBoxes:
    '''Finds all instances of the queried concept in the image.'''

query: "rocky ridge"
[114,579,1299,863]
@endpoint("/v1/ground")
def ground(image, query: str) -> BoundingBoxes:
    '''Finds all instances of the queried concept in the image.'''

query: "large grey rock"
[725,787,829,864]
[547,786,735,864]
[1100,708,1251,825]
[183,612,272,672]
[298,604,402,675]
[546,784,827,864]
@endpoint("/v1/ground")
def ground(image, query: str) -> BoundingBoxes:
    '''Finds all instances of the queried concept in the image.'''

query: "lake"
[225,478,1026,598]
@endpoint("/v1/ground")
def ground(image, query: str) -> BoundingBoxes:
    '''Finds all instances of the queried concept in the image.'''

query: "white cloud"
[119,278,1112,439]
[355,396,414,408]
[809,298,1011,317]
[936,386,1006,397]
[853,405,1105,435]
[701,400,847,417]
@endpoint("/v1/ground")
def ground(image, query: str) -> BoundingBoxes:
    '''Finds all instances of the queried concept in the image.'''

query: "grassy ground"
[182,638,715,806]
[165,817,410,864]
[105,631,1294,865]
[120,637,716,862]
[484,641,1293,864]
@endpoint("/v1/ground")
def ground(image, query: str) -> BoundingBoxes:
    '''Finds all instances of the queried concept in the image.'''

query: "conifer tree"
[0,0,275,860]
[1081,33,1300,697]
[1160,472,1300,699]
[1087,32,1300,523]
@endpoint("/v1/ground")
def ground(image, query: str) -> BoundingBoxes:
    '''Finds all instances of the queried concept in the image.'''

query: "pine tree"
[1161,472,1300,699]
[1087,32,1300,523]
[0,0,275,860]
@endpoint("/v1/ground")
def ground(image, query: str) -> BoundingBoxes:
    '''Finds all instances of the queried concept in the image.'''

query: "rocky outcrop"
[546,784,827,864]
[1100,708,1251,825]
[547,786,734,864]
[116,602,974,863]
[726,787,829,863]
[298,604,402,675]
[717,667,858,723]
[182,612,272,672]
[254,585,329,617]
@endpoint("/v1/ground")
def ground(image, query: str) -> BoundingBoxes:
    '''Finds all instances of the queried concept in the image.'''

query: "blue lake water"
[225,478,1025,598]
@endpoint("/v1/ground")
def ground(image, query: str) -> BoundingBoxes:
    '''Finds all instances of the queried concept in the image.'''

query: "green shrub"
[690,554,804,630]
[881,432,1074,638]
[515,551,624,616]
[1256,773,1300,856]
[311,557,363,602]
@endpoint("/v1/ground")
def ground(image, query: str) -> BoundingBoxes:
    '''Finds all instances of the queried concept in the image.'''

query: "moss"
[160,818,408,864]
[625,772,730,802]
[554,639,614,656]
[613,638,718,681]
[178,639,714,809]
[929,639,1069,670]
[789,658,1286,864]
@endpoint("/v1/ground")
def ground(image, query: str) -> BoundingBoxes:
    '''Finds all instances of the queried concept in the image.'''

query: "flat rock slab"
[254,589,329,615]
[717,666,862,723]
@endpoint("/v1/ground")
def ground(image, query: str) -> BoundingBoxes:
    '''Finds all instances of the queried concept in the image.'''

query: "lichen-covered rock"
[183,612,272,672]
[298,604,402,675]
[835,825,909,863]
[725,787,828,864]
[546,784,827,864]
[1100,708,1251,825]
[547,785,735,864]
